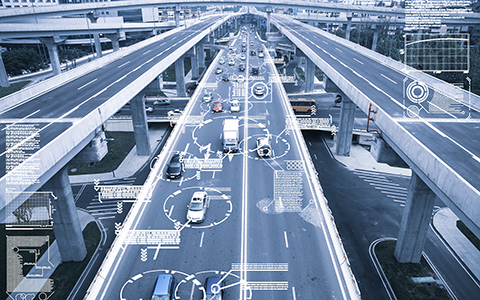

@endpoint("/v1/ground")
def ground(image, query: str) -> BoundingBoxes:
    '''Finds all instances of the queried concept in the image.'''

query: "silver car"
[186,191,209,223]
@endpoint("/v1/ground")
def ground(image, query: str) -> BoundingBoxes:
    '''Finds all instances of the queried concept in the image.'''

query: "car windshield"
[189,202,203,211]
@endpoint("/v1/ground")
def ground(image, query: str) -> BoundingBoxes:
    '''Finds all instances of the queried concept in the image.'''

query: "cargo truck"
[223,119,239,152]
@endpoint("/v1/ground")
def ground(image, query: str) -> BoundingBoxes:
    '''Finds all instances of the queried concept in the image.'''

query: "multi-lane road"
[272,14,480,238]
[86,25,358,299]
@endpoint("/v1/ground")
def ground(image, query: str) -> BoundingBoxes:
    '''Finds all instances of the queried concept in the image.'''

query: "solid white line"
[353,58,364,65]
[118,61,130,68]
[78,78,98,90]
[199,231,204,247]
[381,73,397,84]
[292,286,297,300]
[313,153,318,160]
[153,242,162,260]
[168,205,174,218]
[284,231,289,248]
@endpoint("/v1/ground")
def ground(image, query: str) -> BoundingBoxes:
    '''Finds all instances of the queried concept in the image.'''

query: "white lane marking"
[292,286,297,300]
[313,153,318,160]
[353,58,364,65]
[335,47,343,52]
[284,231,289,248]
[78,78,98,90]
[114,74,128,84]
[473,156,480,163]
[322,40,328,44]
[2,109,40,131]
[168,205,174,218]
[199,231,205,247]
[153,242,161,260]
[380,74,397,85]
[143,49,152,55]
[118,61,130,68]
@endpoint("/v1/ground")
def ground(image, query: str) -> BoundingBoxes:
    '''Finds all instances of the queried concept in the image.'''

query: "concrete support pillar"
[175,5,181,28]
[0,49,9,87]
[345,13,353,41]
[39,37,61,76]
[191,46,199,79]
[335,95,355,156]
[175,55,186,97]
[198,39,205,69]
[394,172,436,263]
[158,74,164,90]
[371,25,380,51]
[266,6,272,33]
[235,18,237,29]
[93,33,102,58]
[45,166,87,262]
[304,56,315,92]
[106,32,121,52]
[130,94,151,156]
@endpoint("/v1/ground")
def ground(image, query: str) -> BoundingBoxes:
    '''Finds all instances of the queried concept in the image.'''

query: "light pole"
[103,137,115,177]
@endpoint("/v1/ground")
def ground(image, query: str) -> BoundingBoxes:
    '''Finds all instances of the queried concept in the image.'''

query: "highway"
[0,15,230,213]
[272,14,480,236]
[85,25,358,299]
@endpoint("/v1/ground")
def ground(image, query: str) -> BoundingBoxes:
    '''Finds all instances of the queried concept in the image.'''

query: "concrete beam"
[394,172,436,263]
[94,33,102,58]
[198,39,205,69]
[44,166,87,262]
[0,49,9,88]
[304,55,315,92]
[105,32,123,52]
[371,24,379,51]
[345,13,353,41]
[39,37,61,76]
[130,93,151,156]
[336,95,356,156]
[175,55,186,97]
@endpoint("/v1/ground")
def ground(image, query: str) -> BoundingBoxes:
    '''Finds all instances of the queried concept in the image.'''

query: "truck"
[223,119,239,152]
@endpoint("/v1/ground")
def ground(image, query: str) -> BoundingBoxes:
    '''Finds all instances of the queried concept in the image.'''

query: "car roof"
[205,277,222,294]
[153,275,173,295]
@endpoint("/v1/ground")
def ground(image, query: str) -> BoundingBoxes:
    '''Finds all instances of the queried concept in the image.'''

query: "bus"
[290,98,317,114]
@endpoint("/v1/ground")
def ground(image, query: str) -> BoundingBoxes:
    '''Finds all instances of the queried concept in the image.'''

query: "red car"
[212,100,223,113]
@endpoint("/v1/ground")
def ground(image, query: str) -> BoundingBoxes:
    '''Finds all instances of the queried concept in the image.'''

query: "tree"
[2,48,46,76]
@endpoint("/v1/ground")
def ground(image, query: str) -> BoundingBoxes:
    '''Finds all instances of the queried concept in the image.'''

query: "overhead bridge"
[271,13,480,262]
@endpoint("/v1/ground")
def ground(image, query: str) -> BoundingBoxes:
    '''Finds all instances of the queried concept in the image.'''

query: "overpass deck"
[272,14,480,235]
[0,15,231,217]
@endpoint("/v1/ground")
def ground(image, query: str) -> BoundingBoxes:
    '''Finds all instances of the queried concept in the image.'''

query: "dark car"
[205,277,224,300]
[222,73,230,81]
[212,100,223,113]
[251,67,259,76]
[151,274,177,300]
[250,50,256,56]
[166,154,183,179]
[239,63,245,72]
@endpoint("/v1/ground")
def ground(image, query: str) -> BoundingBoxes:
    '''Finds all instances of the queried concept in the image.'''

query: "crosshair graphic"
[406,81,429,104]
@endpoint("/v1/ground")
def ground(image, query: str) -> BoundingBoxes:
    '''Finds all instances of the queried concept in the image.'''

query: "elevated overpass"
[0,13,234,262]
[270,13,480,263]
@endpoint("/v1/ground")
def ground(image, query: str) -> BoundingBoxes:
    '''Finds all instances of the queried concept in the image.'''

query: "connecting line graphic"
[260,156,284,172]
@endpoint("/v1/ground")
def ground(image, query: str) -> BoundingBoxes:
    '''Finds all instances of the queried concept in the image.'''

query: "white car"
[256,137,272,158]
[230,100,240,112]
[254,85,265,96]
[258,52,264,58]
[146,106,154,113]
[240,55,246,61]
[237,75,245,84]
[167,109,183,117]
[186,191,209,223]
[203,92,213,103]
[219,58,225,64]
[229,59,235,66]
